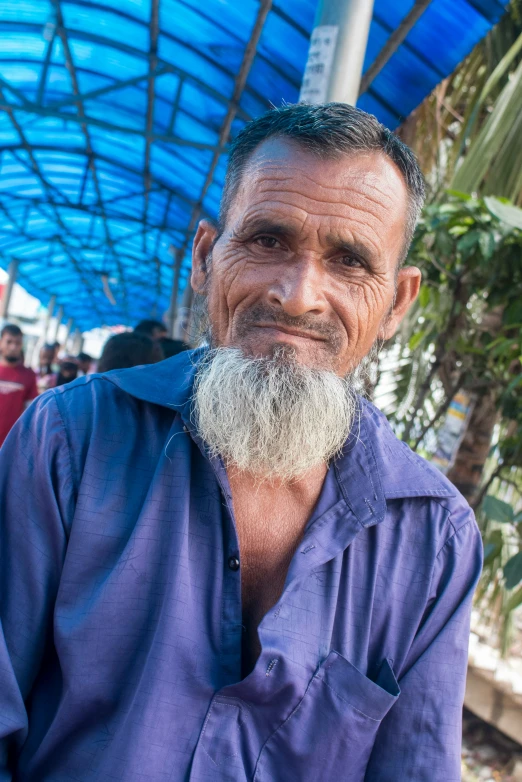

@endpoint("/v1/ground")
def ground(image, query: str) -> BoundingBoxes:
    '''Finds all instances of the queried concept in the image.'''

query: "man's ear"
[191,219,219,294]
[379,266,422,341]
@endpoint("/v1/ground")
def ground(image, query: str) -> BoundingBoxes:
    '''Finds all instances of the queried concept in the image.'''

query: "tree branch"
[473,463,505,511]
[412,376,463,451]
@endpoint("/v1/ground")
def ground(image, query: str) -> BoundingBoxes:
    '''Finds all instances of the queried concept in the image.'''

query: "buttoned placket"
[181,403,387,780]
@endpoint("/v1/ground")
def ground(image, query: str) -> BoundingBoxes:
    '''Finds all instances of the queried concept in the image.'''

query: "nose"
[267,256,327,318]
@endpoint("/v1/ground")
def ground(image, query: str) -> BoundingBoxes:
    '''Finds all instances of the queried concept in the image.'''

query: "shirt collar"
[104,348,455,524]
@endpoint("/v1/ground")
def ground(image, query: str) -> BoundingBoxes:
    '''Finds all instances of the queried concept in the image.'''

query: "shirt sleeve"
[365,507,483,782]
[0,393,74,778]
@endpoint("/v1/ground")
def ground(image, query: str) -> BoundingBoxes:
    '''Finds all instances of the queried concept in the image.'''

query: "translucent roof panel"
[0,0,505,331]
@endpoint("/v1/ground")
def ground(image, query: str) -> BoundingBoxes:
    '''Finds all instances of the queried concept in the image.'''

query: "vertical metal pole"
[0,258,19,320]
[52,305,64,345]
[25,335,39,369]
[174,282,193,342]
[63,318,73,351]
[168,246,183,338]
[42,294,56,342]
[299,0,375,106]
[72,327,82,354]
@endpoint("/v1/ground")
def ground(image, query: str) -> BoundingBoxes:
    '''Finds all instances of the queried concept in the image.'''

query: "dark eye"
[254,235,281,249]
[340,255,364,269]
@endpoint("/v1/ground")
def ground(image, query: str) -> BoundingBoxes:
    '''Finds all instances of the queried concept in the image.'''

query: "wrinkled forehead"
[225,138,410,261]
[227,138,409,228]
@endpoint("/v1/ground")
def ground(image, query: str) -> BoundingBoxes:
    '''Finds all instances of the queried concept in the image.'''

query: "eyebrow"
[324,233,376,267]
[233,217,377,268]
[232,218,299,242]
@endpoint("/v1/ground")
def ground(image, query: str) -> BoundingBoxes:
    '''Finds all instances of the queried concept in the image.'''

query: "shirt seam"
[429,515,476,598]
[49,391,78,536]
[432,499,473,553]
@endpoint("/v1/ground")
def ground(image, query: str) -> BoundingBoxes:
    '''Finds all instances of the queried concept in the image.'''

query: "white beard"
[192,346,360,483]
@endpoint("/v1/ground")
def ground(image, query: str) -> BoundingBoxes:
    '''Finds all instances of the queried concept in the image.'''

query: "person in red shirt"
[0,323,38,447]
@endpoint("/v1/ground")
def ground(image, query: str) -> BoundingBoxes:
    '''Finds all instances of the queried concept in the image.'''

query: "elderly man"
[0,104,481,781]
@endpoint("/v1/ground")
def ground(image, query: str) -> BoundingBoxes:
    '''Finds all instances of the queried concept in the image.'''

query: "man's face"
[59,362,78,380]
[0,333,23,362]
[192,139,421,376]
[40,348,54,366]
[78,359,91,374]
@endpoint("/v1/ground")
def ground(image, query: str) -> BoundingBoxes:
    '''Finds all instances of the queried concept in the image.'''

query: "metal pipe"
[299,0,375,106]
[359,0,433,96]
[63,318,73,350]
[52,305,64,345]
[72,327,83,354]
[173,282,193,342]
[42,294,56,342]
[167,245,183,337]
[0,258,19,320]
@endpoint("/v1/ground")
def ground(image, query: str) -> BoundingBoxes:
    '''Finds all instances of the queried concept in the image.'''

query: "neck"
[228,461,328,501]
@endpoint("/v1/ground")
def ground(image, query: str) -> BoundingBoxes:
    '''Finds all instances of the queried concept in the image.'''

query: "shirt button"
[228,556,240,571]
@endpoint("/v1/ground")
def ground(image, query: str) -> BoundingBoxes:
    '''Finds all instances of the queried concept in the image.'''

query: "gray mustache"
[236,305,340,343]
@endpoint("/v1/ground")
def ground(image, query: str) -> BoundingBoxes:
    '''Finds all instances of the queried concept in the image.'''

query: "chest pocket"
[253,651,400,781]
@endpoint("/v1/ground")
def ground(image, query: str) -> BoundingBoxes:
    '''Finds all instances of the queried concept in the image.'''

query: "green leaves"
[503,551,522,589]
[388,14,522,657]
[482,494,515,523]
[452,56,522,202]
[479,230,497,260]
[484,197,522,230]
[506,584,522,613]
[483,529,504,564]
[408,330,427,351]
[457,229,481,255]
[481,494,522,593]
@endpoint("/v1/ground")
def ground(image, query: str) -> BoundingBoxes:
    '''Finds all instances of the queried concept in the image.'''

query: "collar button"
[228,555,240,572]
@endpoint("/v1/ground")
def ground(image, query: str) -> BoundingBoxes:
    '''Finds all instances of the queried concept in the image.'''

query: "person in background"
[134,320,168,341]
[38,343,55,375]
[157,336,189,359]
[36,343,57,393]
[38,356,80,392]
[76,352,94,375]
[55,357,80,387]
[0,323,38,447]
[97,331,162,373]
[134,318,168,341]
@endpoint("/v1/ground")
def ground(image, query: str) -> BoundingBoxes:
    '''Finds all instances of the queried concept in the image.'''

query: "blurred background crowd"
[0,318,187,447]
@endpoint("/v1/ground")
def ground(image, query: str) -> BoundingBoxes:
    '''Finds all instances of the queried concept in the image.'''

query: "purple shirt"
[0,350,482,781]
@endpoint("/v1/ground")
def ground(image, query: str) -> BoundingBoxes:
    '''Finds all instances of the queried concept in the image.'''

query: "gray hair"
[219,102,425,262]
[193,346,359,482]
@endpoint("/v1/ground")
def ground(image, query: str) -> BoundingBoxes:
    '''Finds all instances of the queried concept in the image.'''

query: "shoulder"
[359,398,457,499]
[46,367,177,432]
[43,372,134,417]
[21,367,181,488]
[358,397,479,549]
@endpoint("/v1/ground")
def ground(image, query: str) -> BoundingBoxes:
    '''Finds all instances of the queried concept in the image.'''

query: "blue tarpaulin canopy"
[0,0,506,331]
